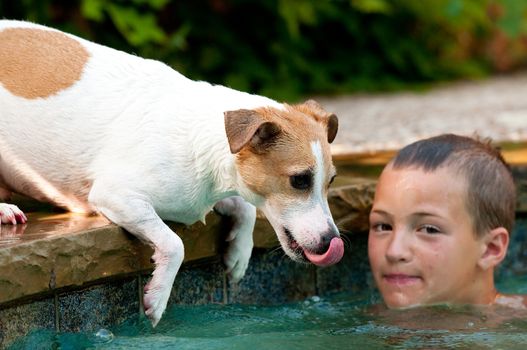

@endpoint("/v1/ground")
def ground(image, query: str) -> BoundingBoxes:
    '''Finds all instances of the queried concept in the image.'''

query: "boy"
[368,134,526,310]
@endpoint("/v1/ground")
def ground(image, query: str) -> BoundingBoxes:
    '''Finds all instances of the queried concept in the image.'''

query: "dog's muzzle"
[284,227,344,267]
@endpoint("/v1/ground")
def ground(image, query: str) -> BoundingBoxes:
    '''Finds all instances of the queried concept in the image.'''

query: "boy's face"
[368,165,488,308]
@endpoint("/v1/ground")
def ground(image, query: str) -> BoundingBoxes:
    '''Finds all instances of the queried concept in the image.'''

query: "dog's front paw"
[0,203,27,225]
[143,280,171,327]
[224,252,250,283]
[142,247,182,327]
[224,235,252,283]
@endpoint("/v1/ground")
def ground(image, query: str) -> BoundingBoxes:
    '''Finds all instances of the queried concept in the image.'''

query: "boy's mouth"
[383,274,422,285]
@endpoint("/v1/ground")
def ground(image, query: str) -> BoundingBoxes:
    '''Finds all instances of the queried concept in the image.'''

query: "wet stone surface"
[0,212,111,249]
[58,277,139,333]
[227,249,317,304]
[168,258,226,305]
[0,298,55,347]
[316,230,372,297]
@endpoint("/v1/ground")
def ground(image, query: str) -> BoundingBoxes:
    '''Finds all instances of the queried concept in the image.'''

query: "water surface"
[10,275,527,350]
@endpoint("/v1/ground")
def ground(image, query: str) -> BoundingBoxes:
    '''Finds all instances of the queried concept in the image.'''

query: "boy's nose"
[385,230,413,263]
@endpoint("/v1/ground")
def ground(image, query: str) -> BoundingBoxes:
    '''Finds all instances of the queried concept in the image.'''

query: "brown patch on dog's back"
[0,27,89,99]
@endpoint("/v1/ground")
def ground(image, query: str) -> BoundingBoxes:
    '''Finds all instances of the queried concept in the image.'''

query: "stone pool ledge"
[0,179,375,307]
[0,179,376,347]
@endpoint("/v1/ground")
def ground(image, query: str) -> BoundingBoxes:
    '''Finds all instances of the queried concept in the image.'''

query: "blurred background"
[1,0,527,101]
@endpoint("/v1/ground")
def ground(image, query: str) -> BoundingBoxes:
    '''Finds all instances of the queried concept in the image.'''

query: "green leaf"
[278,0,317,38]
[107,4,166,46]
[81,0,105,22]
[130,0,170,10]
[497,0,527,38]
[351,0,392,14]
[167,23,191,51]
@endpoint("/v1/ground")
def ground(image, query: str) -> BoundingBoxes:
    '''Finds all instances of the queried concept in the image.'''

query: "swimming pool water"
[9,275,527,350]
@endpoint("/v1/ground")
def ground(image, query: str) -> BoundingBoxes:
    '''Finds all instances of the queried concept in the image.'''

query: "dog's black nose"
[321,232,338,246]
[319,226,340,253]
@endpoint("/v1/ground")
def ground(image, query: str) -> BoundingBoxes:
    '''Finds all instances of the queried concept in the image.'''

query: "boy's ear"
[477,227,509,270]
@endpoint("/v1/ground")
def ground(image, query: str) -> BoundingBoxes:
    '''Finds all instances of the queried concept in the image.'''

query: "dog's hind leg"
[214,196,255,283]
[0,202,26,225]
[0,187,27,225]
[88,182,184,327]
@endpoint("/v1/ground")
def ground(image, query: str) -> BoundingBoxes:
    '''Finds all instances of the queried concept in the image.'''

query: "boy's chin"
[385,302,423,310]
[382,294,426,309]
[384,295,453,310]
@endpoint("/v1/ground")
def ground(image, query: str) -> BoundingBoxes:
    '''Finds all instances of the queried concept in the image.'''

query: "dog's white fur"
[0,20,341,326]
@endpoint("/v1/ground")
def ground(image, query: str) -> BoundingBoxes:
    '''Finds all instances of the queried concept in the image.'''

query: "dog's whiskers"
[341,234,352,249]
[336,227,353,249]
[269,246,284,256]
[336,225,352,235]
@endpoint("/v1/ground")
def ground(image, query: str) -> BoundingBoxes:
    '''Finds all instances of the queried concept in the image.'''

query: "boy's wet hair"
[391,134,516,236]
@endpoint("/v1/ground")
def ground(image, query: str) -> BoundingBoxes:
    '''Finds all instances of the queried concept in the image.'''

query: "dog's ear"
[224,109,281,154]
[300,100,338,144]
[326,113,338,144]
[303,99,323,110]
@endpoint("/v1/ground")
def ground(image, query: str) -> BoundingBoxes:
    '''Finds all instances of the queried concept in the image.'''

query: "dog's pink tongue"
[304,237,344,267]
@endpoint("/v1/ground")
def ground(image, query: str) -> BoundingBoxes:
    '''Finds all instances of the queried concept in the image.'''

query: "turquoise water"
[9,275,527,350]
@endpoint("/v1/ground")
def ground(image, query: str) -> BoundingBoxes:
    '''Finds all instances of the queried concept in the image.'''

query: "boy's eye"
[418,225,441,235]
[372,223,392,232]
[290,172,312,190]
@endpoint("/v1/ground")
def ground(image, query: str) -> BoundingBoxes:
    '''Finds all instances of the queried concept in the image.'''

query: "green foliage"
[1,0,527,100]
[82,0,168,46]
[497,0,527,38]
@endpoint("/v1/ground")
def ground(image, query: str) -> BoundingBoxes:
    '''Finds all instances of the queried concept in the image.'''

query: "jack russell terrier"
[0,20,344,326]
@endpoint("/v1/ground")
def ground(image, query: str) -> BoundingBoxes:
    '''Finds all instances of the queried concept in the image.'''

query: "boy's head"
[368,134,516,308]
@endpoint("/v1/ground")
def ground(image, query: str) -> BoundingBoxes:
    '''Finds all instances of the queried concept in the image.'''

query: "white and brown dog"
[0,20,344,326]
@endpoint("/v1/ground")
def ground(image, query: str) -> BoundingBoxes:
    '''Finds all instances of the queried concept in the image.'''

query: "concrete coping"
[332,142,527,166]
[322,73,527,161]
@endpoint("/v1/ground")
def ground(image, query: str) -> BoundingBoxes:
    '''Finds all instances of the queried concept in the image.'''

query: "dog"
[0,20,344,326]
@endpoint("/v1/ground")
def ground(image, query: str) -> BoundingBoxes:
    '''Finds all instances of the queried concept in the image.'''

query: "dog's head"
[224,100,343,266]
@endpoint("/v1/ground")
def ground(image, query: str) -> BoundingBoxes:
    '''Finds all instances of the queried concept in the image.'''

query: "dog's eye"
[290,172,312,190]
[329,175,336,185]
